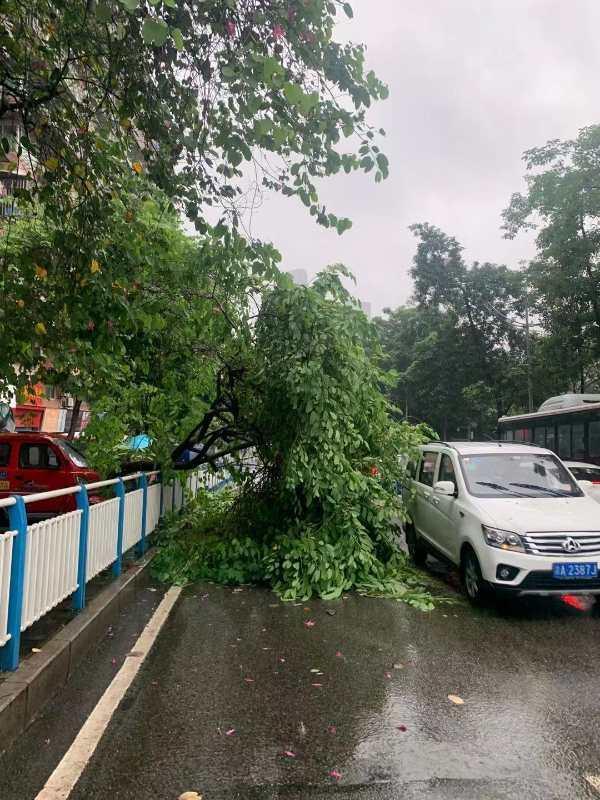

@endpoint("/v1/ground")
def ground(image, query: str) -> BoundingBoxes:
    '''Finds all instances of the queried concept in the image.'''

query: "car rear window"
[0,443,10,467]
[19,443,60,469]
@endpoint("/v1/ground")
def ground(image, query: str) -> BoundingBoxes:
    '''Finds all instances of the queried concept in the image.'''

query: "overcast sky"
[248,0,600,314]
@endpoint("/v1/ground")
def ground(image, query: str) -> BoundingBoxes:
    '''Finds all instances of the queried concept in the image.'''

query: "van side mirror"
[434,480,456,497]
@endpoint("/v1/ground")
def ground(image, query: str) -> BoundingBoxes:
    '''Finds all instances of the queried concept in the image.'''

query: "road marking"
[586,775,600,794]
[35,586,182,800]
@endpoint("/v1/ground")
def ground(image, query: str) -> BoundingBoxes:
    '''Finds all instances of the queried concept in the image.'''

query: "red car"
[0,433,100,520]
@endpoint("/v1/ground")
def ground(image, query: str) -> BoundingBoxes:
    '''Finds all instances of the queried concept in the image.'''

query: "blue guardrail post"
[138,474,148,556]
[113,478,125,577]
[0,496,28,671]
[73,486,89,611]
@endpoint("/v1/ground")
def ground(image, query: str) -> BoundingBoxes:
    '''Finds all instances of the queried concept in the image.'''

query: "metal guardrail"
[0,467,229,671]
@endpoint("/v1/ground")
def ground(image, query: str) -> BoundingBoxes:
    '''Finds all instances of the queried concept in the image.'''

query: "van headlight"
[481,525,525,553]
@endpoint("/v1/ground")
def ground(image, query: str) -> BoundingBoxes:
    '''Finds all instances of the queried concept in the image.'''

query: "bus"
[498,394,600,466]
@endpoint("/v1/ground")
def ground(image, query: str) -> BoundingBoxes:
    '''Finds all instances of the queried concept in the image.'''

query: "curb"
[0,549,156,750]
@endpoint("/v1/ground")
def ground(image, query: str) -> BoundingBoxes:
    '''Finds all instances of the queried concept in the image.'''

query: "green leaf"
[117,0,139,10]
[171,27,184,50]
[221,65,236,78]
[343,3,354,18]
[142,18,169,46]
[164,0,177,6]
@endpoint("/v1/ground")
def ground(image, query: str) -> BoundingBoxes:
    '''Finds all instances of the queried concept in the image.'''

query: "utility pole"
[524,283,533,412]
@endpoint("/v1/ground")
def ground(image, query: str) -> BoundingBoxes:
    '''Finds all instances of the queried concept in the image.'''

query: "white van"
[406,441,600,604]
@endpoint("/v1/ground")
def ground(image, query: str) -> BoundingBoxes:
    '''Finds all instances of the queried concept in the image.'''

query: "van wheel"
[405,522,427,567]
[461,548,489,605]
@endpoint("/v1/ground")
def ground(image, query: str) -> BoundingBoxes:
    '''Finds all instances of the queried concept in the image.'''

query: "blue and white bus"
[498,395,600,466]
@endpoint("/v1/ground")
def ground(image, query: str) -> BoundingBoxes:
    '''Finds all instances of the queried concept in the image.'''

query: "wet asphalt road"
[3,564,600,799]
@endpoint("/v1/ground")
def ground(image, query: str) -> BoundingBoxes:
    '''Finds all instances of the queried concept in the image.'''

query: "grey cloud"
[249,0,600,312]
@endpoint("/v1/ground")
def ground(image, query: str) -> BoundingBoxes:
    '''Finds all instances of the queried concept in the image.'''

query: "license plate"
[553,562,598,579]
[0,480,8,491]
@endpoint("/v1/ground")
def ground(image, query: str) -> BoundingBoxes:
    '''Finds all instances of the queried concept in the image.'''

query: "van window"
[418,452,437,487]
[438,454,456,486]
[0,443,10,467]
[19,444,60,469]
[590,421,600,459]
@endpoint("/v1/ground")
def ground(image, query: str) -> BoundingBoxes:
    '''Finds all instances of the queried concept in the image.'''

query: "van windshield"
[460,453,583,498]
[53,439,89,468]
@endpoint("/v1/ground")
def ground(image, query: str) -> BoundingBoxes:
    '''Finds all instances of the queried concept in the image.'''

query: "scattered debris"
[393,663,403,670]
[329,769,342,781]
[447,694,464,705]
[233,588,244,593]
[304,619,316,628]
[335,651,344,658]
[178,793,202,800]
[384,671,392,679]
[244,677,255,684]
[278,657,286,663]
[280,750,296,758]
[326,609,336,616]
[225,728,236,736]
[327,725,337,734]
[310,668,321,673]
[147,587,158,592]
[111,658,117,666]
[397,724,408,732]
[298,721,307,736]
[31,647,41,653]
[311,683,323,687]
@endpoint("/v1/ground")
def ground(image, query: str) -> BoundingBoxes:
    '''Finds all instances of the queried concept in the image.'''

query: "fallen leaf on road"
[304,607,310,611]
[179,793,202,800]
[278,656,286,663]
[304,619,316,628]
[397,724,407,732]
[384,671,392,679]
[298,721,307,736]
[147,587,157,592]
[329,770,342,780]
[225,729,236,736]
[326,609,336,616]
[32,647,41,653]
[233,588,244,593]
[327,725,337,734]
[448,694,464,705]
[280,750,296,758]
[244,677,255,683]
[311,683,323,687]
[393,663,403,670]
[310,668,320,673]
[335,651,343,658]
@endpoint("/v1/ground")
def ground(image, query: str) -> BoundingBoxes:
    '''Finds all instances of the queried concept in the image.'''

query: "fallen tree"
[154,266,435,608]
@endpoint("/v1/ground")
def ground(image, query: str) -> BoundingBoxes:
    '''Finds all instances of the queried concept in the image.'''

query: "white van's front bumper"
[477,547,600,595]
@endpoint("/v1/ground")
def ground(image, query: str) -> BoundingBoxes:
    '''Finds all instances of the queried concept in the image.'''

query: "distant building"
[288,269,309,286]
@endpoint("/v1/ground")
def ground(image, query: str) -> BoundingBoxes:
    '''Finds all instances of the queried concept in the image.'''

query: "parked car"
[0,432,100,521]
[564,461,600,504]
[406,441,600,604]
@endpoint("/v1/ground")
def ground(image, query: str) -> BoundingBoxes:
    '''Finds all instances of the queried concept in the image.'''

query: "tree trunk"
[67,397,82,440]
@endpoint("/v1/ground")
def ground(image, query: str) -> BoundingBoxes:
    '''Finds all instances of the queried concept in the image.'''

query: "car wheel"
[405,522,427,567]
[461,548,489,605]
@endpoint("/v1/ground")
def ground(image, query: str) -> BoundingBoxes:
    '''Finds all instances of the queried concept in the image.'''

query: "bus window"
[558,424,571,458]
[572,423,585,460]
[534,427,545,446]
[515,428,531,442]
[546,426,556,453]
[590,421,600,459]
[503,429,514,441]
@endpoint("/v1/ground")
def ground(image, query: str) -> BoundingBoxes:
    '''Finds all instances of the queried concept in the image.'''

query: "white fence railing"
[21,511,81,632]
[123,488,144,552]
[87,498,120,582]
[146,483,161,534]
[0,466,225,672]
[0,530,16,647]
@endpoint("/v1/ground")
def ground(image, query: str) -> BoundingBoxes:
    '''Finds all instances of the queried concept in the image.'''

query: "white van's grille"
[523,532,600,557]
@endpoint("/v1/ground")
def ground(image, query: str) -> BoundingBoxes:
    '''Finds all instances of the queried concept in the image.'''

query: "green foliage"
[503,124,600,391]
[154,267,435,607]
